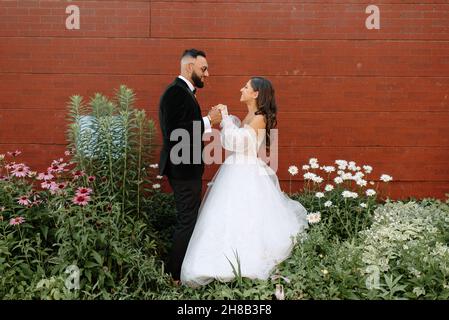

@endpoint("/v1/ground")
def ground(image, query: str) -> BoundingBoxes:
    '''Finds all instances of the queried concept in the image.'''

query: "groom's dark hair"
[181,48,206,59]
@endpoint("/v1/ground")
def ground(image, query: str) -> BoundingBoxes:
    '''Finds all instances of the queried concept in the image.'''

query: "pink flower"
[37,172,54,181]
[11,164,31,178]
[49,182,59,192]
[9,216,25,226]
[64,151,71,156]
[57,182,67,190]
[41,180,54,189]
[7,150,21,157]
[72,194,91,206]
[17,196,31,206]
[47,162,67,174]
[76,187,92,196]
[88,175,96,183]
[5,162,15,170]
[32,200,43,206]
[50,182,67,195]
[47,164,59,173]
[72,170,85,179]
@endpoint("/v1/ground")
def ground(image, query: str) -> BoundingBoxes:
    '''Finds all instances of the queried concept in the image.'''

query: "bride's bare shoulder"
[248,115,266,130]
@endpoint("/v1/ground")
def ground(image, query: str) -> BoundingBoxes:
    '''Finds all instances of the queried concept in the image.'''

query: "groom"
[158,49,222,282]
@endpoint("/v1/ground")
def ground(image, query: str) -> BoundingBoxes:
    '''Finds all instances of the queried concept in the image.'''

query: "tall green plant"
[66,86,156,218]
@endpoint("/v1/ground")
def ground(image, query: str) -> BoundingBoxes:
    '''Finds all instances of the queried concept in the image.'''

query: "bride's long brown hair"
[250,77,278,149]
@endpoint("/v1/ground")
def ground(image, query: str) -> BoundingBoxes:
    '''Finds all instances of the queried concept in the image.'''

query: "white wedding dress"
[180,115,308,287]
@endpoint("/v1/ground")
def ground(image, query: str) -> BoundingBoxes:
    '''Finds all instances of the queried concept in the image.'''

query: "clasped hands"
[207,104,228,126]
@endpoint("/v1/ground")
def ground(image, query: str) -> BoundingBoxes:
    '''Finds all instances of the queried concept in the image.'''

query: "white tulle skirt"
[180,153,308,287]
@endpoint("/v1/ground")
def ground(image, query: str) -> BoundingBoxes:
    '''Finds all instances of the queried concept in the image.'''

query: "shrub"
[278,199,449,300]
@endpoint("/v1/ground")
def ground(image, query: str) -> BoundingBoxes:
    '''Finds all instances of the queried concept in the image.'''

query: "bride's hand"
[214,104,227,111]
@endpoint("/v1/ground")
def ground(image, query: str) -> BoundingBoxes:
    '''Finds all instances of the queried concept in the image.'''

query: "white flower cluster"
[303,172,323,184]
[324,200,333,207]
[360,201,449,276]
[342,190,358,199]
[287,158,393,199]
[322,166,336,173]
[309,158,319,169]
[363,165,373,174]
[306,212,321,224]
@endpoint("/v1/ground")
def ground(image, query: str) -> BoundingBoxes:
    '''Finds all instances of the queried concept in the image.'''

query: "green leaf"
[40,225,49,240]
[85,261,98,268]
[91,251,103,266]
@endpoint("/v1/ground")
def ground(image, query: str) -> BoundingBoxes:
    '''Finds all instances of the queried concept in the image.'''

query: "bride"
[180,76,308,287]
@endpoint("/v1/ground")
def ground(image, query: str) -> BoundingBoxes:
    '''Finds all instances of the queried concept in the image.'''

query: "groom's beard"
[192,71,204,88]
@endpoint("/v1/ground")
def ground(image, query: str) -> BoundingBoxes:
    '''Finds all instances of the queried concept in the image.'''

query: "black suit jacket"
[158,77,205,180]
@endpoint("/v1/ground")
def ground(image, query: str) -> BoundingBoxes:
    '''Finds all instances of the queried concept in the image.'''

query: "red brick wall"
[1,0,448,199]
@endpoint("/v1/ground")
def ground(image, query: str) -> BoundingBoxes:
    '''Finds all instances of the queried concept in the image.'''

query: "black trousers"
[167,178,202,280]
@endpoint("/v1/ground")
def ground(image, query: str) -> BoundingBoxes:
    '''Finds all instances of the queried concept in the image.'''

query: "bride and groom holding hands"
[158,49,308,288]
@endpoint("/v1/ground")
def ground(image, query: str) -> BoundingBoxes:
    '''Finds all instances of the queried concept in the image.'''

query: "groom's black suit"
[158,77,205,280]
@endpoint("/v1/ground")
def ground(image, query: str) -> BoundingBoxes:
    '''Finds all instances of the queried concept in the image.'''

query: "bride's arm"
[220,115,254,152]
